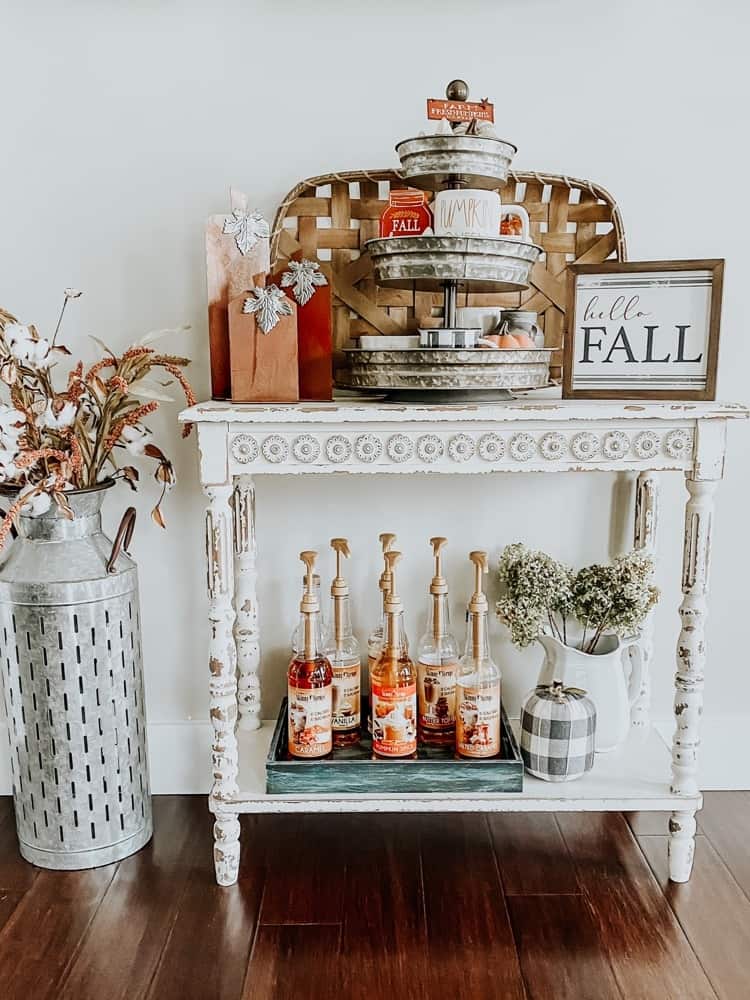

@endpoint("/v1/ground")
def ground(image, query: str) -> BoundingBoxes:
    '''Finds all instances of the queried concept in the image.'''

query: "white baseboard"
[0,716,746,795]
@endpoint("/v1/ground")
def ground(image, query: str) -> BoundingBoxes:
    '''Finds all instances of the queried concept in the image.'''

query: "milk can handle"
[107,507,136,574]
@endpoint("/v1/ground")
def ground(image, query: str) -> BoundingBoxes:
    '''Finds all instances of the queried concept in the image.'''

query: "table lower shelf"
[212,721,701,816]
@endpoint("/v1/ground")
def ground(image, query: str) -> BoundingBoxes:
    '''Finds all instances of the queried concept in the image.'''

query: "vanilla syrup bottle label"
[331,658,361,731]
[288,684,333,757]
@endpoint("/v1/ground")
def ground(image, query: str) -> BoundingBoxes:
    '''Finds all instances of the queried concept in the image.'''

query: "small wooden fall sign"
[427,98,494,123]
[563,260,724,400]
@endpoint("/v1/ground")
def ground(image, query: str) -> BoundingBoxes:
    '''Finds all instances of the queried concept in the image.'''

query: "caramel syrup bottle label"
[456,681,500,758]
[371,682,417,757]
[417,660,457,731]
[288,684,333,758]
[332,659,360,731]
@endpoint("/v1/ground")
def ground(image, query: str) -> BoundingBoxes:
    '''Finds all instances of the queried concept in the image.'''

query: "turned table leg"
[632,471,660,728]
[205,482,241,886]
[233,475,261,731]
[669,809,698,883]
[669,471,719,882]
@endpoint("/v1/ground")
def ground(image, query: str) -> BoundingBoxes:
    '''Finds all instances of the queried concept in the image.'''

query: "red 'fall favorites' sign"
[426,99,494,123]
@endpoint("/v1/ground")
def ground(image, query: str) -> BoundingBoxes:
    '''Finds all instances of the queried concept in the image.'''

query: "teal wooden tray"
[266,698,523,795]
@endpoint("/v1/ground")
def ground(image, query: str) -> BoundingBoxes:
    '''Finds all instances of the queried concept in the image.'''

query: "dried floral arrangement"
[0,290,195,547]
[496,543,659,654]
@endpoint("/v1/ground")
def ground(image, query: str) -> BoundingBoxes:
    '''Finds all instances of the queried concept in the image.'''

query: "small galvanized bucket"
[0,483,152,869]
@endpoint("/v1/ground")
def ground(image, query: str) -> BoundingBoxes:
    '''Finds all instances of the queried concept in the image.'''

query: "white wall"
[1,0,748,791]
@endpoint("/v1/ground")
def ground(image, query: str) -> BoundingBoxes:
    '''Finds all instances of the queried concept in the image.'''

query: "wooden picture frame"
[563,259,724,400]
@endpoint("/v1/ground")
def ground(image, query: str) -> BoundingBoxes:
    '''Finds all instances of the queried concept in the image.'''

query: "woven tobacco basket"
[270,169,627,378]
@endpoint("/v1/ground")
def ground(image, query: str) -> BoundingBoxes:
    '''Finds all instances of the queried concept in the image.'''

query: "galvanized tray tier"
[396,134,517,190]
[365,235,542,292]
[341,346,553,395]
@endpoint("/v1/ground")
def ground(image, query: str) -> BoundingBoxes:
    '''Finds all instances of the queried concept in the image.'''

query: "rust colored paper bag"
[228,286,299,403]
[205,197,270,399]
[272,255,333,401]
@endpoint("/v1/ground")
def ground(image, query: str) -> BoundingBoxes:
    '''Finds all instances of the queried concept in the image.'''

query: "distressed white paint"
[233,476,261,731]
[214,722,699,815]
[668,809,698,883]
[204,482,241,885]
[182,398,745,425]
[632,471,660,727]
[187,400,745,885]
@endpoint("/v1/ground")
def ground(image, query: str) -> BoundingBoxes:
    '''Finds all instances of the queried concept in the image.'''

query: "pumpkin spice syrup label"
[371,682,417,757]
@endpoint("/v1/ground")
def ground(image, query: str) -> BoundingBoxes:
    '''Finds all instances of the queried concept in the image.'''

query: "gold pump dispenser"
[325,538,361,747]
[456,550,501,759]
[429,537,448,638]
[330,537,351,649]
[371,551,417,759]
[300,550,320,659]
[291,569,326,655]
[468,550,489,659]
[378,532,397,600]
[287,550,333,759]
[417,537,459,746]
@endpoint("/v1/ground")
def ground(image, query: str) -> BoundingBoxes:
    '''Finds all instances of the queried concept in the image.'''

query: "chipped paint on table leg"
[213,811,241,886]
[205,482,240,884]
[233,475,261,731]
[668,809,697,882]
[671,475,718,800]
[631,471,659,727]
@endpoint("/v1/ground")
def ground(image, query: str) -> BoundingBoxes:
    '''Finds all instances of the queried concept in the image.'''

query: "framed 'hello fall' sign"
[563,260,724,400]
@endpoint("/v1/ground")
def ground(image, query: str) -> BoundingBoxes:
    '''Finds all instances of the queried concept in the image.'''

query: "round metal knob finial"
[446,79,469,102]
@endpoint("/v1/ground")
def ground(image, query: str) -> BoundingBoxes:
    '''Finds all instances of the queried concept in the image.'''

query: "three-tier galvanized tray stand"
[341,108,549,401]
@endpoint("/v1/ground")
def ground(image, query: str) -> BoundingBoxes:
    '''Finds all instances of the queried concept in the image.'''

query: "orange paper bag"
[228,285,299,403]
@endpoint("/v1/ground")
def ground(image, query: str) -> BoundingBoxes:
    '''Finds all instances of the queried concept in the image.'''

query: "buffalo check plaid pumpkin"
[520,681,596,782]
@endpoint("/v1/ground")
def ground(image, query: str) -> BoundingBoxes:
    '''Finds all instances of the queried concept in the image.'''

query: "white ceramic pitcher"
[536,633,642,753]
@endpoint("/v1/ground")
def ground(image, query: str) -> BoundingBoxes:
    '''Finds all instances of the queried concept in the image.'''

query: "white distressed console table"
[179,395,747,886]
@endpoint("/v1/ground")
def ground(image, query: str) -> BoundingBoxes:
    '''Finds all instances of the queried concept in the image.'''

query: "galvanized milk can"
[0,483,152,869]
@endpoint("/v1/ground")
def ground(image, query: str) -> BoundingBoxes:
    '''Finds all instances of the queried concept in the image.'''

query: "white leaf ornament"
[242,285,293,334]
[280,259,328,306]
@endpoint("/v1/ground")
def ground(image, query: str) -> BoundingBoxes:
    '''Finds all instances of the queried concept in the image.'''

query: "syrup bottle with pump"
[324,538,361,748]
[370,551,417,759]
[417,537,459,746]
[456,551,501,759]
[287,551,333,759]
[291,569,327,656]
[366,532,397,734]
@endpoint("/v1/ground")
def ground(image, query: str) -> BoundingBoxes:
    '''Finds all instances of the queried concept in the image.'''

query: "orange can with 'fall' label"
[380,191,433,238]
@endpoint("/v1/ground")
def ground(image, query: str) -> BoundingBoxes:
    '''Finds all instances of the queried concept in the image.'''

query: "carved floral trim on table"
[417,433,444,463]
[292,434,320,463]
[231,428,695,467]
[354,433,383,463]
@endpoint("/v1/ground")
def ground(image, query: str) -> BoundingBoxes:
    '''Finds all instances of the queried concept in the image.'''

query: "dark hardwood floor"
[0,794,748,999]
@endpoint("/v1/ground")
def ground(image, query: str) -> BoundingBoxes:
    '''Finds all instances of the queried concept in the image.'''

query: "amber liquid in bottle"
[366,532,397,736]
[371,551,417,759]
[288,551,333,760]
